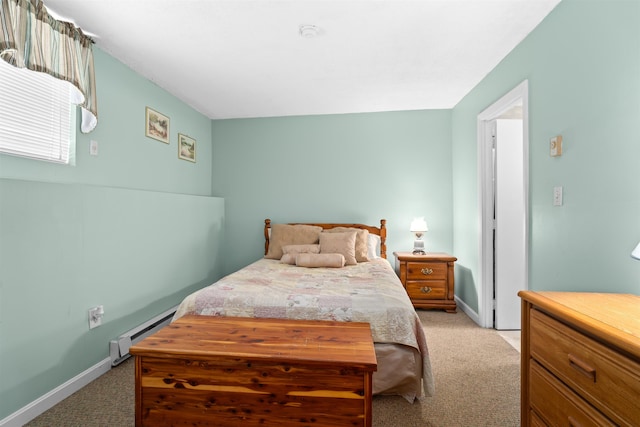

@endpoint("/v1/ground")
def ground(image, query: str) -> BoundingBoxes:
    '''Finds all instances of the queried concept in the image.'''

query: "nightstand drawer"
[529,360,614,426]
[530,308,640,425]
[406,262,447,281]
[406,281,446,300]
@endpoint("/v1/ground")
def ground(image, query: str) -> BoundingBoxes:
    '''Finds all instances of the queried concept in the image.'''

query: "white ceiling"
[44,0,561,120]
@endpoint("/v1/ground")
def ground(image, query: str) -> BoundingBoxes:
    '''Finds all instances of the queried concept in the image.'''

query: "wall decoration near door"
[145,107,170,143]
[178,133,196,162]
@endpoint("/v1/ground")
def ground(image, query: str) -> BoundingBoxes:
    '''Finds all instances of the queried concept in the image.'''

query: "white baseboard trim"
[0,357,111,427]
[455,296,483,327]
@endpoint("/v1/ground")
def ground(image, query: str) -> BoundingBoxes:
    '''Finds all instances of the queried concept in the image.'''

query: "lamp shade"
[410,217,428,233]
[632,241,640,260]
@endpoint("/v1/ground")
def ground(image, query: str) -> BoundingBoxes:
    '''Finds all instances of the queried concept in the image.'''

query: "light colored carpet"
[26,309,520,426]
[497,330,521,353]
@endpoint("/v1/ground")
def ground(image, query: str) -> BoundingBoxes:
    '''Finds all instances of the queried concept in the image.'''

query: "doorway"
[477,80,529,330]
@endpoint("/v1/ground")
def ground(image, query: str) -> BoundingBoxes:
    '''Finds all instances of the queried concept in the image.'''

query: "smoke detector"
[299,24,320,38]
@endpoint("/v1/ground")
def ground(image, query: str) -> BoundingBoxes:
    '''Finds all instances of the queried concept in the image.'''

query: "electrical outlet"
[88,305,104,329]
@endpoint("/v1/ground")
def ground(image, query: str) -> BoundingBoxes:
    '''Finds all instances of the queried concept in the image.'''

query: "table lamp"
[632,241,640,260]
[410,217,428,255]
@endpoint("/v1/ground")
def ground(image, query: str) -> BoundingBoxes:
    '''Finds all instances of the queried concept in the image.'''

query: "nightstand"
[393,252,457,312]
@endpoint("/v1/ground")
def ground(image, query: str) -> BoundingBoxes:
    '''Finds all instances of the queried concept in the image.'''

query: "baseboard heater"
[109,305,179,366]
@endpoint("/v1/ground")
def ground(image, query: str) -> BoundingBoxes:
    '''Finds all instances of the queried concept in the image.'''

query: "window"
[0,61,76,164]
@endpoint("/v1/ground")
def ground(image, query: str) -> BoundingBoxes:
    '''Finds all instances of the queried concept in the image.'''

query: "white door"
[494,118,525,330]
[477,80,529,330]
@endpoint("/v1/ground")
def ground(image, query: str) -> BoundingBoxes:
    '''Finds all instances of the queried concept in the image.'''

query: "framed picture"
[178,133,196,162]
[145,107,170,143]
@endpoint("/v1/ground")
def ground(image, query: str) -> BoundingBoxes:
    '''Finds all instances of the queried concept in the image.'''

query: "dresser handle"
[421,268,433,275]
[568,416,583,427]
[568,354,596,382]
[420,286,432,294]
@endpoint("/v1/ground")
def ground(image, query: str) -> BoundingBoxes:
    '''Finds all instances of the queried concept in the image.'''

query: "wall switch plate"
[90,140,98,156]
[553,186,563,206]
[550,135,563,157]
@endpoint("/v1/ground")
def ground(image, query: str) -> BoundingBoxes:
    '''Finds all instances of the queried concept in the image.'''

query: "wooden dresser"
[394,252,457,312]
[519,291,640,426]
[129,315,377,427]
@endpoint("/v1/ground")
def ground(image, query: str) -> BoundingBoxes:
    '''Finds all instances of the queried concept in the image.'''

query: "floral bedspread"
[173,258,434,396]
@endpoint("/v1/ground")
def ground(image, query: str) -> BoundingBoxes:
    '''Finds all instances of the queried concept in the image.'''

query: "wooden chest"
[129,315,377,426]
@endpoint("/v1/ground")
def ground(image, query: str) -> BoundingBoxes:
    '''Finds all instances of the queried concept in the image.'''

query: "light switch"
[90,140,98,156]
[553,186,563,206]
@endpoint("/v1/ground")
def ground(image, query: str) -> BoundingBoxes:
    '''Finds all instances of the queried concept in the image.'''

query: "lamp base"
[412,238,426,255]
[412,249,426,255]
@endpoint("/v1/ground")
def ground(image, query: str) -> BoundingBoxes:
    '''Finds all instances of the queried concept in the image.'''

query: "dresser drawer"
[529,360,614,426]
[406,281,446,300]
[530,308,640,426]
[406,262,447,281]
[529,410,547,427]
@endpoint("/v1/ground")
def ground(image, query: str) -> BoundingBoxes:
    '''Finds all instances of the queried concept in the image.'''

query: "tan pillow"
[280,245,319,264]
[319,231,357,265]
[325,227,370,262]
[282,244,320,254]
[280,253,297,265]
[296,253,346,268]
[265,224,323,259]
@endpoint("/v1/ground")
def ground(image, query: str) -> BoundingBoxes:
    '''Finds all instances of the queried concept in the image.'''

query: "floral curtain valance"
[0,0,97,133]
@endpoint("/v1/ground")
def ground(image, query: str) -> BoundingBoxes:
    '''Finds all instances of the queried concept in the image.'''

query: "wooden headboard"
[264,218,387,259]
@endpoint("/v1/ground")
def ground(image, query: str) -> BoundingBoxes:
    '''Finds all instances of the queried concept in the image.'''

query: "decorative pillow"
[280,253,297,265]
[325,227,370,262]
[319,231,357,265]
[280,244,319,264]
[282,244,320,254]
[296,253,346,268]
[367,234,381,259]
[265,224,323,259]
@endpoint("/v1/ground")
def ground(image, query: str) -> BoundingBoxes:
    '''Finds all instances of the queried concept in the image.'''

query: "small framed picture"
[178,133,196,162]
[145,107,170,144]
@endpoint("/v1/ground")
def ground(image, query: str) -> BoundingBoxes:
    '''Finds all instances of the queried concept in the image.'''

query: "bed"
[173,219,434,402]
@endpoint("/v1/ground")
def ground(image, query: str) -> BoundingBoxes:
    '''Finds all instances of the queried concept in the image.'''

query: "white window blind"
[0,61,75,164]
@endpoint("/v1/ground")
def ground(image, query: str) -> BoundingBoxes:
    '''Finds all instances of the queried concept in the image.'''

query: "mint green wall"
[0,48,213,195]
[452,0,640,313]
[211,111,453,274]
[0,180,224,419]
[0,48,223,420]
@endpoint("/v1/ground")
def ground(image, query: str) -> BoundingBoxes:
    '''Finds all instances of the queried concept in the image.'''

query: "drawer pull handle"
[421,268,433,275]
[420,286,433,294]
[568,354,596,382]
[568,416,583,427]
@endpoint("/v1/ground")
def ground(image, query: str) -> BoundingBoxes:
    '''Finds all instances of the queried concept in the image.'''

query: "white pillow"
[367,234,381,259]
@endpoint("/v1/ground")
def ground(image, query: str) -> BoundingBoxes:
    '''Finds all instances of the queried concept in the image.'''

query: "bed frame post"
[380,219,387,259]
[264,218,271,256]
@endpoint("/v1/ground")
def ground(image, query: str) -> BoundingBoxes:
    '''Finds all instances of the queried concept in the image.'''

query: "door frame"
[477,80,529,328]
